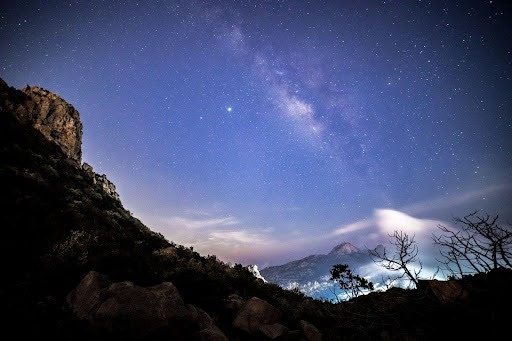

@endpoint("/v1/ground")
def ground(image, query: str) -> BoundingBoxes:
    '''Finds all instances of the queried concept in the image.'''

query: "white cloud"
[332,184,510,240]
[374,209,440,235]
[143,211,284,264]
[162,216,239,229]
[333,219,372,235]
[208,230,266,245]
[332,209,445,250]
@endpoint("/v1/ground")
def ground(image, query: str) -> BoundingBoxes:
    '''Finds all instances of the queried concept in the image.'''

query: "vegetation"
[368,231,424,288]
[330,264,374,301]
[433,211,512,277]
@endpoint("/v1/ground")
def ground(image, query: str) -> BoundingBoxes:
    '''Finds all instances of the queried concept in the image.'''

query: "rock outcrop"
[225,293,244,312]
[193,307,228,341]
[67,271,191,337]
[300,320,322,341]
[258,323,289,339]
[82,163,120,201]
[67,271,228,339]
[233,297,281,333]
[0,78,82,162]
[418,278,471,304]
[0,79,120,202]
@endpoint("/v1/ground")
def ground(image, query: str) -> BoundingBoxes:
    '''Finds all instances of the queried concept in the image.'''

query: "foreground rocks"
[300,320,322,341]
[67,271,324,340]
[67,271,226,339]
[233,297,282,333]
[418,278,470,303]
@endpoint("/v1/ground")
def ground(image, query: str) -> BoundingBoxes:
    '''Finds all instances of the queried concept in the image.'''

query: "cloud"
[333,209,445,251]
[402,183,512,215]
[162,216,239,229]
[373,209,441,235]
[333,184,510,239]
[333,219,372,235]
[140,213,243,248]
[143,211,284,264]
[208,230,266,245]
[192,227,285,264]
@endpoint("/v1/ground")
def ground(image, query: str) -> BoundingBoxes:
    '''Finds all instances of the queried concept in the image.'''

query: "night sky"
[1,0,511,268]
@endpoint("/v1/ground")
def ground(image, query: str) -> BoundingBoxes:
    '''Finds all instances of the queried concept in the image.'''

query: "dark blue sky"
[2,0,511,266]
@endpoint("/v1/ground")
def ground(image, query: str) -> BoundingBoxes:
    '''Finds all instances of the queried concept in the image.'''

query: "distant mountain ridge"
[261,242,379,299]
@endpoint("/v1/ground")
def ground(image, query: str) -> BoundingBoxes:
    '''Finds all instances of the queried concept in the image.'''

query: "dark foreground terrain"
[1,78,510,340]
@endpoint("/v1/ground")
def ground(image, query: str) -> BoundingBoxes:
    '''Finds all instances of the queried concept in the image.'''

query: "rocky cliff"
[82,163,120,202]
[0,79,82,163]
[0,79,120,201]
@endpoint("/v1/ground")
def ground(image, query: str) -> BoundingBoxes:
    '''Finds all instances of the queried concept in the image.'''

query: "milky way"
[1,0,511,266]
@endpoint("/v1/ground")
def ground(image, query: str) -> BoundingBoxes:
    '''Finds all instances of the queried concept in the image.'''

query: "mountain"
[1,78,511,340]
[261,242,377,299]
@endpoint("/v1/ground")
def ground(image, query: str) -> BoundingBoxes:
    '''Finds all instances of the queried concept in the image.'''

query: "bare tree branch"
[369,231,422,288]
[433,211,512,278]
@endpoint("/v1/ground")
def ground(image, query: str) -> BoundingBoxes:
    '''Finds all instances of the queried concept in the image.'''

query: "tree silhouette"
[369,231,422,288]
[330,264,374,301]
[433,211,512,277]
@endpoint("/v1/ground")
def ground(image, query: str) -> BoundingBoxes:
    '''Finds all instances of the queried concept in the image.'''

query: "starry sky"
[1,0,511,268]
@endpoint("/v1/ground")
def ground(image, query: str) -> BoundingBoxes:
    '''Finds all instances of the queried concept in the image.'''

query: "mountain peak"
[328,242,359,256]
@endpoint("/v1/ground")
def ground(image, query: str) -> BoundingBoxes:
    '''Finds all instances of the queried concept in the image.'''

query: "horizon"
[1,0,511,268]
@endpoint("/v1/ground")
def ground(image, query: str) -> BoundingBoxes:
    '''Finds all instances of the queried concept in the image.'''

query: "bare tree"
[433,211,512,277]
[369,231,422,288]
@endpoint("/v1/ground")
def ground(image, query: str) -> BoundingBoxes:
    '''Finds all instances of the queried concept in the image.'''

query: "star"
[227,107,232,112]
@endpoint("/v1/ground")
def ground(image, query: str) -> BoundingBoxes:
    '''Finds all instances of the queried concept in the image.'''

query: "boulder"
[66,271,109,320]
[259,323,289,339]
[419,279,470,303]
[82,162,94,174]
[154,246,179,259]
[196,328,229,341]
[233,297,281,333]
[300,320,322,341]
[194,308,228,341]
[225,293,244,312]
[67,271,192,337]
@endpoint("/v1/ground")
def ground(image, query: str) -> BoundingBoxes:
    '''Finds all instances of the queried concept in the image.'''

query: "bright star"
[227,107,232,112]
